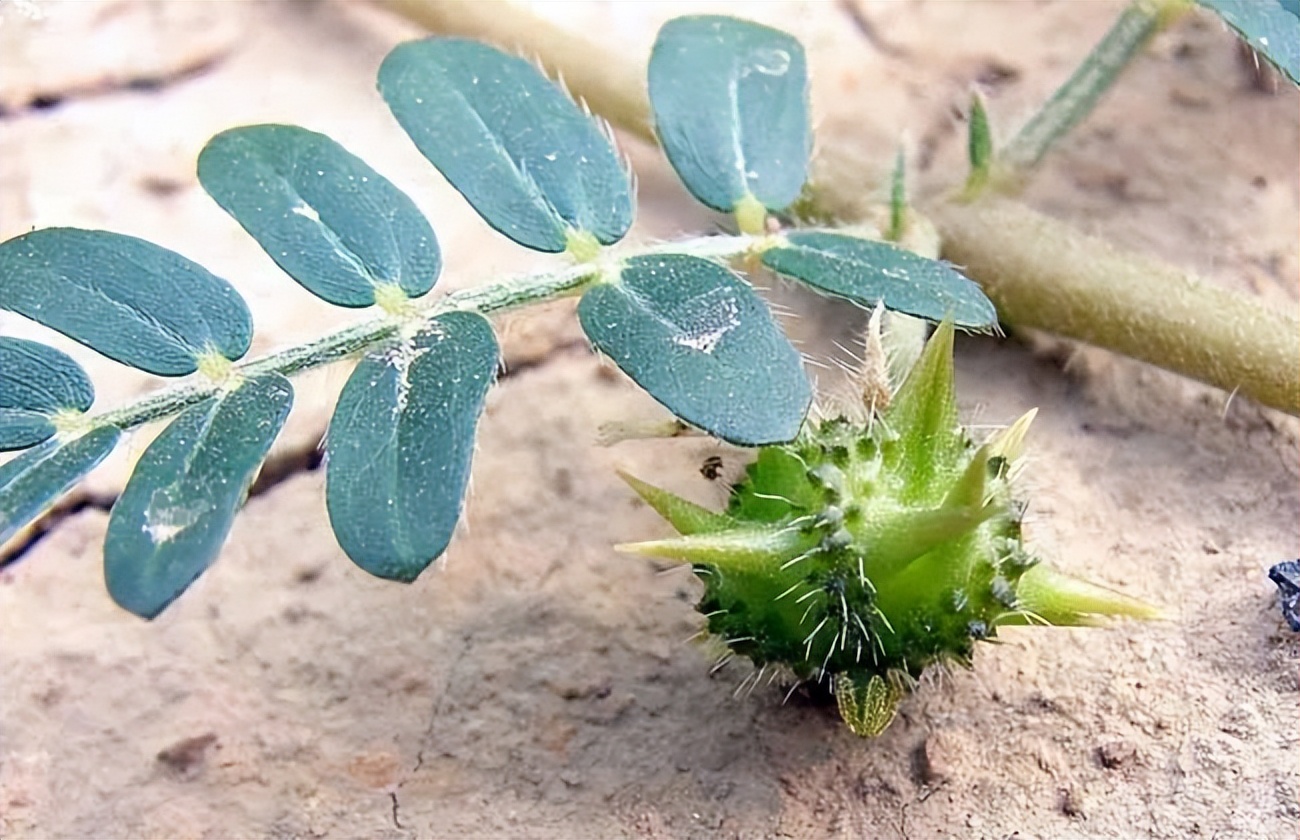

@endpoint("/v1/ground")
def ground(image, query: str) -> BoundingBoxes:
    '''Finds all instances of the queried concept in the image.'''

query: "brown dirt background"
[1,1,1297,838]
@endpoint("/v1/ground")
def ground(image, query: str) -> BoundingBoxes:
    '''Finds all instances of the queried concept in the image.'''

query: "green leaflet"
[104,374,292,619]
[326,312,499,582]
[378,38,633,253]
[198,125,442,307]
[0,337,94,451]
[0,426,120,546]
[762,231,998,330]
[0,229,253,375]
[578,253,810,446]
[1198,0,1299,85]
[649,15,811,214]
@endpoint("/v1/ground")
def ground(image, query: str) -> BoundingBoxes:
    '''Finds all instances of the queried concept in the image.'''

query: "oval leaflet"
[578,253,811,446]
[0,426,120,546]
[379,38,634,252]
[0,337,95,451]
[325,311,500,582]
[762,231,998,330]
[199,124,442,308]
[104,374,293,619]
[649,15,811,215]
[0,228,253,376]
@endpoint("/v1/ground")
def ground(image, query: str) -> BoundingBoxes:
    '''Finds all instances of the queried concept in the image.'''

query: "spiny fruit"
[619,317,1160,737]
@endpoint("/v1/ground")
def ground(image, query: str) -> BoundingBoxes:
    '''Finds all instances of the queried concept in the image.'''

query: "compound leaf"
[0,425,119,546]
[326,311,498,582]
[762,231,998,330]
[578,253,810,446]
[1198,0,1299,85]
[198,124,441,307]
[649,15,811,214]
[378,38,633,253]
[104,374,293,619]
[0,337,94,451]
[0,229,253,375]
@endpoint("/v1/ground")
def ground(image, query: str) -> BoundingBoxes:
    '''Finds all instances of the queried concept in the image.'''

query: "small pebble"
[156,732,218,777]
[1060,787,1085,818]
[916,731,958,785]
[1097,740,1135,769]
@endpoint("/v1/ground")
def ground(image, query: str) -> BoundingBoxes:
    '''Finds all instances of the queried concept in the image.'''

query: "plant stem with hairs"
[91,234,759,435]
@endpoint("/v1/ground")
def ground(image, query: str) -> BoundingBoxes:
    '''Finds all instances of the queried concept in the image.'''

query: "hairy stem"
[933,197,1300,413]
[91,235,754,433]
[375,0,1300,416]
[999,0,1187,177]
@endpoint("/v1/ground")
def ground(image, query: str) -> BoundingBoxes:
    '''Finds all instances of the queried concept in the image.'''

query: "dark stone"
[1268,560,1300,632]
[1097,739,1136,769]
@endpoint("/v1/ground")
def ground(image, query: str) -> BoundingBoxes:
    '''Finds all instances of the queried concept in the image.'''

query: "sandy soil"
[1,1,1296,838]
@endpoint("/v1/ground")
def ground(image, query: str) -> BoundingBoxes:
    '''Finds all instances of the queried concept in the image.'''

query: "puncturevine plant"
[619,316,1159,736]
[16,5,1293,736]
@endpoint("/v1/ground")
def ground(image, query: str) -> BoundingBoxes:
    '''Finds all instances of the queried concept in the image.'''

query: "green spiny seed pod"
[619,320,1161,737]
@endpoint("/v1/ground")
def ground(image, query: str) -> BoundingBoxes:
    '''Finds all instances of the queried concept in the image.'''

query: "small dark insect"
[1267,560,1300,632]
[700,455,725,481]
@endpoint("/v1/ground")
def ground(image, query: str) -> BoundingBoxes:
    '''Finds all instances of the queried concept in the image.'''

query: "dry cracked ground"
[1,1,1297,838]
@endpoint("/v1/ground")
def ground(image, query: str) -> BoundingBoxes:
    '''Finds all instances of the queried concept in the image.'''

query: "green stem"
[1000,0,1185,176]
[89,235,755,434]
[374,0,1300,417]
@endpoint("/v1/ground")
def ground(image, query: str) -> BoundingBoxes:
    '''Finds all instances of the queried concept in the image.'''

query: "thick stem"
[933,197,1300,414]
[376,0,1300,416]
[999,0,1184,177]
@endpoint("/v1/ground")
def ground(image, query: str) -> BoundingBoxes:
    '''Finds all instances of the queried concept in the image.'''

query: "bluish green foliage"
[104,374,292,619]
[763,231,999,330]
[0,337,94,451]
[578,254,810,446]
[325,312,499,582]
[198,125,442,307]
[649,15,811,215]
[0,426,119,545]
[379,38,633,253]
[0,229,252,375]
[0,15,999,622]
[1199,0,1300,84]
